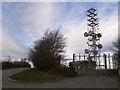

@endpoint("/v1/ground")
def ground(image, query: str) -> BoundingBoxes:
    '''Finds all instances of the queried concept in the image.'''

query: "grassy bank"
[9,68,64,83]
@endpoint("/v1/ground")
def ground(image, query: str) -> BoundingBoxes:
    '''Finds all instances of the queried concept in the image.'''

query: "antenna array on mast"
[84,8,103,61]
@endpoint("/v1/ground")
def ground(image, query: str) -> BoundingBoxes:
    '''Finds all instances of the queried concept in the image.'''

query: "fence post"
[73,54,76,71]
[84,54,85,61]
[103,54,107,75]
[108,53,111,69]
[108,53,111,75]
[98,54,101,74]
[79,54,81,61]
[73,54,75,62]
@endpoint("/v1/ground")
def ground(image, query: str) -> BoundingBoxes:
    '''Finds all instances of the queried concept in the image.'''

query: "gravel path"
[2,68,119,88]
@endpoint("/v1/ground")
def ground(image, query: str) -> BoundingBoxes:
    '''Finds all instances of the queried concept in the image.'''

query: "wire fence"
[70,53,120,76]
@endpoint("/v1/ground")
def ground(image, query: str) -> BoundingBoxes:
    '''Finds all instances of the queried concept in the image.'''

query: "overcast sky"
[1,2,118,60]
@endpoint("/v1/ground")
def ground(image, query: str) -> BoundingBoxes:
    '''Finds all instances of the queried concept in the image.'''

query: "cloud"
[2,0,119,2]
[100,12,118,52]
[2,29,28,59]
[20,3,53,27]
[61,3,118,58]
[2,2,118,60]
[0,2,2,59]
[17,2,118,59]
[18,2,86,40]
[19,2,58,40]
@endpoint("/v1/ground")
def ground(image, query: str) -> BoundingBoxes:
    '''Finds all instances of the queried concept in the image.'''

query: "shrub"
[13,61,31,68]
[48,65,78,77]
[2,62,14,68]
[2,61,31,69]
[60,66,78,77]
[28,29,66,71]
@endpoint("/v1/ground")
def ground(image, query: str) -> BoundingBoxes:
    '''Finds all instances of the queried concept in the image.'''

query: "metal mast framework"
[84,8,103,62]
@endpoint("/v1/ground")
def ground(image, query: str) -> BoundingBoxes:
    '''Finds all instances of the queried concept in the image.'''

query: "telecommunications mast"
[84,8,103,61]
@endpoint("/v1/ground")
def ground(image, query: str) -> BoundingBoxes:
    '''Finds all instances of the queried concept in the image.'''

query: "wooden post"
[79,54,81,61]
[84,54,85,61]
[108,53,111,75]
[73,54,75,62]
[78,54,81,72]
[73,54,76,71]
[108,53,111,69]
[103,54,107,75]
[98,54,101,69]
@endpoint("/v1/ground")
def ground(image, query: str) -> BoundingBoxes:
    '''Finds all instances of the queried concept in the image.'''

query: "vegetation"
[60,66,78,77]
[9,69,64,83]
[9,66,78,82]
[2,61,31,70]
[7,29,78,83]
[28,29,66,71]
[48,65,78,77]
[112,38,120,68]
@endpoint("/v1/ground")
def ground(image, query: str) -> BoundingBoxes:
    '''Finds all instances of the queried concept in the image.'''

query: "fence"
[70,53,119,76]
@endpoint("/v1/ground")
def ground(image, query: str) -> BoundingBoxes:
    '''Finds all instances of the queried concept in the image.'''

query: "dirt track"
[2,68,119,88]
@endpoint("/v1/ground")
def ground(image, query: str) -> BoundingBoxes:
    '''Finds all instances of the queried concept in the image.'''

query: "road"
[2,68,119,88]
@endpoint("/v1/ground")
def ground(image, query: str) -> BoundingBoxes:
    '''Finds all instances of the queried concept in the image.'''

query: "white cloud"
[2,0,119,2]
[19,2,57,40]
[2,30,28,59]
[61,6,118,58]
[2,2,118,60]
[100,13,118,51]
[0,2,2,59]
[21,3,53,27]
[62,19,87,57]
[0,28,2,59]
[19,2,86,40]
[18,2,118,59]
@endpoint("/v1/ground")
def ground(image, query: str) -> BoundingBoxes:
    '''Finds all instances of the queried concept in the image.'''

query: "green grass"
[9,68,64,83]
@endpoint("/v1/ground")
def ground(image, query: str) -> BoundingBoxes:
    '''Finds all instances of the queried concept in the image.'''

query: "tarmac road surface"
[2,68,119,88]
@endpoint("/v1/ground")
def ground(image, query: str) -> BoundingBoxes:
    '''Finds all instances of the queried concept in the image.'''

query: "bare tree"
[28,29,66,71]
[112,38,120,68]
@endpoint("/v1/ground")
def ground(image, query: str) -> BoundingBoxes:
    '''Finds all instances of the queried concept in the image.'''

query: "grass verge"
[9,68,64,83]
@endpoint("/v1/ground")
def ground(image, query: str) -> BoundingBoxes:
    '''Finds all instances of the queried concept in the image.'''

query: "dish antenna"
[84,8,103,61]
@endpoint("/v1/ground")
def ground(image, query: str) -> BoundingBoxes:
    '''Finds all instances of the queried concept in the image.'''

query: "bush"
[29,29,66,71]
[48,65,78,77]
[2,61,31,69]
[60,66,78,77]
[13,61,31,68]
[2,62,14,68]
